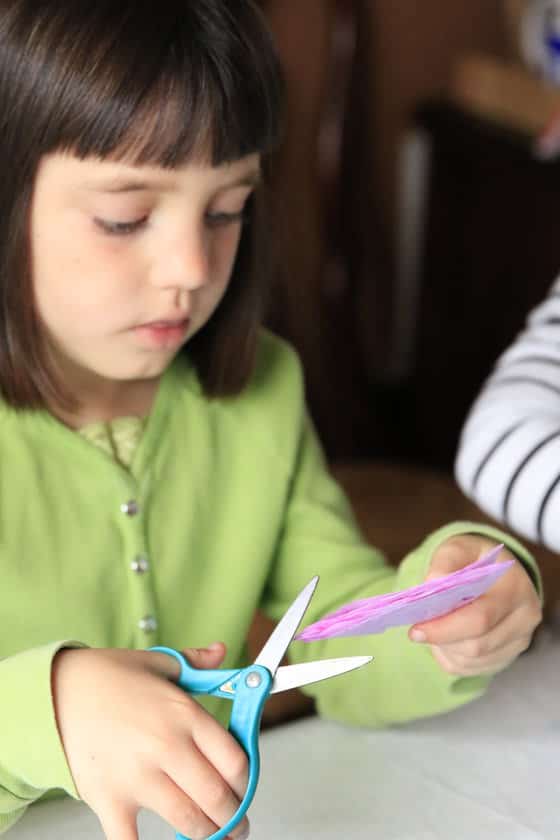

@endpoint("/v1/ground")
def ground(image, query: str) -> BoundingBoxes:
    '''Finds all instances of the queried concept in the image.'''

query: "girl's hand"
[52,644,250,840]
[409,535,543,676]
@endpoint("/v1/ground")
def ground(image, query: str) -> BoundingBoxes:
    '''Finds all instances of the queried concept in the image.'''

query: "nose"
[155,225,210,292]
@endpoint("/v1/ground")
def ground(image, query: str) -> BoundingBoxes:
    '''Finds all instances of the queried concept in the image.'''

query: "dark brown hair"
[0,0,283,408]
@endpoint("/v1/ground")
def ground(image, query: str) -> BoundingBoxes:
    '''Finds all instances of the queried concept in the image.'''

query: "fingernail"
[208,642,222,651]
[410,629,426,643]
[237,826,250,840]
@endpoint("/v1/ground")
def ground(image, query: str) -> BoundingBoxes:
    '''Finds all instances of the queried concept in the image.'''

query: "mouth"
[133,316,191,348]
[139,316,190,329]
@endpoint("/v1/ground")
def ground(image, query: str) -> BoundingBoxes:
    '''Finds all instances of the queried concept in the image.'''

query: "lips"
[132,315,191,349]
[139,316,190,329]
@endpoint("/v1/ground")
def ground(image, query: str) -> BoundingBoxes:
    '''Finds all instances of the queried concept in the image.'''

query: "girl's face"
[30,151,260,393]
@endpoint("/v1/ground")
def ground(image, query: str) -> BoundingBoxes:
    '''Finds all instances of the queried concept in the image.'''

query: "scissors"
[150,575,372,840]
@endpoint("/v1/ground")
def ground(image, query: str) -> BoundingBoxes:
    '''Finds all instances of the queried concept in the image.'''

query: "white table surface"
[11,630,560,840]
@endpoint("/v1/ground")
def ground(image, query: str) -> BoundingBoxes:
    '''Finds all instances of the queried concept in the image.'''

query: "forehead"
[34,151,262,196]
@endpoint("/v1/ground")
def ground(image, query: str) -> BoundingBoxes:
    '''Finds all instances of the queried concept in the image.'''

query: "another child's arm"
[455,273,560,551]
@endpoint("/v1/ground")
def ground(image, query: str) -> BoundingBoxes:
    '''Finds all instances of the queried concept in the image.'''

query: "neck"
[51,375,160,429]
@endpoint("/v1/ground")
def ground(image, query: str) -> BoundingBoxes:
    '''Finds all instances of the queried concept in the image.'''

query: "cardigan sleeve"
[260,408,541,729]
[0,642,82,834]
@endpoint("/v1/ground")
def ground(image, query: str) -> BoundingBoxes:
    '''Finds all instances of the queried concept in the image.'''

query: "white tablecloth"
[11,630,560,839]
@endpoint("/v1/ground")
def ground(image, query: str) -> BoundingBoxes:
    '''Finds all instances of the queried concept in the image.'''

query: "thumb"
[147,642,227,681]
[181,641,227,669]
[426,535,493,583]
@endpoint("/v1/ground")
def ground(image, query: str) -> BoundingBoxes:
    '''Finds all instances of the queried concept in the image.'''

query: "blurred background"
[254,0,560,626]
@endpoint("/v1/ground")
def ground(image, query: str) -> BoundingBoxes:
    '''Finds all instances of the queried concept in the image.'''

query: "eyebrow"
[84,168,262,194]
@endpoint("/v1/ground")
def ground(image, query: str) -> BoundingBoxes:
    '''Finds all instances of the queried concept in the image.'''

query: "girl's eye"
[205,209,248,229]
[95,217,148,236]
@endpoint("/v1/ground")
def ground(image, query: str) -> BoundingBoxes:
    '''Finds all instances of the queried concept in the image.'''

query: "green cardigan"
[0,330,540,833]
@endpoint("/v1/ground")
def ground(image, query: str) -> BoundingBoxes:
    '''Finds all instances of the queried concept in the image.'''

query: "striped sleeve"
[455,275,560,551]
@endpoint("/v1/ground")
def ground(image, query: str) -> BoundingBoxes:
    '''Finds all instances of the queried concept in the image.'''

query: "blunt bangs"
[5,0,283,167]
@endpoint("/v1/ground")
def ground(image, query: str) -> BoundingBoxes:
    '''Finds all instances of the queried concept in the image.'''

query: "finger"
[148,642,227,681]
[190,709,249,801]
[411,566,542,646]
[182,643,227,670]
[165,734,250,838]
[142,770,220,840]
[435,631,530,672]
[426,536,500,581]
[427,599,541,659]
[410,590,505,645]
[432,636,531,676]
[98,805,138,840]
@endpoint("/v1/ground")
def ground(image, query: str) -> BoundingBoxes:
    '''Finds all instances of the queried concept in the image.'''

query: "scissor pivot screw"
[246,671,262,689]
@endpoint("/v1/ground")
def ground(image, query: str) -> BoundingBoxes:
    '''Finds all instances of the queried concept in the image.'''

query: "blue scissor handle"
[149,646,272,840]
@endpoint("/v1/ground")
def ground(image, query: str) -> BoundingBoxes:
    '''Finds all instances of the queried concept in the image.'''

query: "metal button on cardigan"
[139,616,158,633]
[131,555,150,574]
[121,500,140,516]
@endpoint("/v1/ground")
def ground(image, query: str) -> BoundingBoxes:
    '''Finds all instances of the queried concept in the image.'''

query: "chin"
[133,353,181,380]
[124,363,172,382]
[96,359,170,383]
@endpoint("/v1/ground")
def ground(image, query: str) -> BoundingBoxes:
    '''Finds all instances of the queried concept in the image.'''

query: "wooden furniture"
[409,101,560,469]
[258,3,527,464]
[259,0,379,459]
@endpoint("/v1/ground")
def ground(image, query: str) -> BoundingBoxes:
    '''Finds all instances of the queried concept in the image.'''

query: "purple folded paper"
[296,545,512,641]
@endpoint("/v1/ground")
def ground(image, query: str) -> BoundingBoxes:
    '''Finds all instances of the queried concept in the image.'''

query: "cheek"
[36,226,140,312]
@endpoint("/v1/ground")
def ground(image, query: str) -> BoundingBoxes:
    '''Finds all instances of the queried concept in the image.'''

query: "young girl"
[0,2,542,839]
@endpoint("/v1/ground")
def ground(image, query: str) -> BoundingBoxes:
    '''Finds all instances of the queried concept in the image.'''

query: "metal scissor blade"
[254,576,319,676]
[270,655,373,694]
